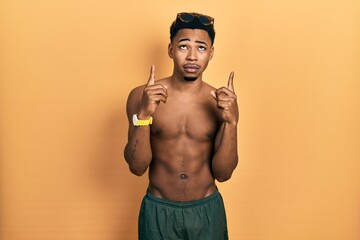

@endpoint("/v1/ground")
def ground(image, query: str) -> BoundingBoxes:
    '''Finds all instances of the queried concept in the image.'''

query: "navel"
[180,173,188,179]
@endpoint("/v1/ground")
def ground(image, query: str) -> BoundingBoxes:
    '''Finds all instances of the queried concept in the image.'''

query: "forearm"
[124,126,152,176]
[212,122,238,182]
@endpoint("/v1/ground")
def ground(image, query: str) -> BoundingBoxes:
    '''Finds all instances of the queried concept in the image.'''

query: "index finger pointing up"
[147,65,155,86]
[227,71,235,93]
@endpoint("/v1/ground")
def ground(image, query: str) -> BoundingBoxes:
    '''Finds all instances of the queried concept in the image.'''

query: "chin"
[183,76,198,81]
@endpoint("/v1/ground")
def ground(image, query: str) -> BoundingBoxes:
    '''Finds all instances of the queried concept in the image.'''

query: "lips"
[184,64,200,73]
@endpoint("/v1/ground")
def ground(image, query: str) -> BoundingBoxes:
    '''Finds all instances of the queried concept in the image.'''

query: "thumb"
[210,90,217,100]
[147,65,155,86]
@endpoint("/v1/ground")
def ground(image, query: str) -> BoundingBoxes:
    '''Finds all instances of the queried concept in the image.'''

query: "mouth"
[183,64,200,73]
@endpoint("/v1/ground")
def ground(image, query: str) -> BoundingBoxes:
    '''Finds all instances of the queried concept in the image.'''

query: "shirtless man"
[124,12,238,240]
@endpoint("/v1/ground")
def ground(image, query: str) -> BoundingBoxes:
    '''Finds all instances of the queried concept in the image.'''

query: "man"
[124,12,238,240]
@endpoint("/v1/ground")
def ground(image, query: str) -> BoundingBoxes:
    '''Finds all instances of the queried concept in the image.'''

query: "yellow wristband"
[132,114,153,126]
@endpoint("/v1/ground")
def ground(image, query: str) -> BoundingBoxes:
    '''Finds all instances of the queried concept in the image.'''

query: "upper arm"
[125,86,144,139]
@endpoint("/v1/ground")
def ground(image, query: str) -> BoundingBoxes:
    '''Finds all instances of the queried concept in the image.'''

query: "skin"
[124,29,238,201]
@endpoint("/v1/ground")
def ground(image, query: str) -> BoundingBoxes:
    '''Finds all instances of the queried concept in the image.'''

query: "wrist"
[132,114,153,127]
[137,111,152,120]
[224,120,237,128]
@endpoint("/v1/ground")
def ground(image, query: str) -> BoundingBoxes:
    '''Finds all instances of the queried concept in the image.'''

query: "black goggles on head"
[176,12,214,26]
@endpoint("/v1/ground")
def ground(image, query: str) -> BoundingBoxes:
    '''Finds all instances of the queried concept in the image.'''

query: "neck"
[169,73,203,92]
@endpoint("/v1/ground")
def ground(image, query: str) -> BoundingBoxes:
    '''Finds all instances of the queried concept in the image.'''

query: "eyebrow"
[178,38,208,46]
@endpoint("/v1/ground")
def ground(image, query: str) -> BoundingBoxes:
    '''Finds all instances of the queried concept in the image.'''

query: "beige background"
[1,0,360,239]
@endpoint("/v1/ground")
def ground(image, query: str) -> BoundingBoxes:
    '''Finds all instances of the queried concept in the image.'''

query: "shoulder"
[200,81,217,100]
[126,85,143,109]
[126,77,169,111]
[126,84,145,117]
[128,84,145,101]
[201,81,217,92]
[201,81,223,119]
[128,77,169,98]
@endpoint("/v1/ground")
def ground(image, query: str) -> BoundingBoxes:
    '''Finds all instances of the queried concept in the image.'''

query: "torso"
[146,78,222,201]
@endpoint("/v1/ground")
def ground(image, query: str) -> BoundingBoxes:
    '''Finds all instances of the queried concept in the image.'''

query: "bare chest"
[151,97,220,141]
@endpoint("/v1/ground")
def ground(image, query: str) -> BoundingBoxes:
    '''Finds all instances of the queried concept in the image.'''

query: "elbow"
[124,156,148,176]
[215,172,232,182]
[129,167,146,177]
[213,161,238,182]
[129,165,148,176]
[124,145,150,176]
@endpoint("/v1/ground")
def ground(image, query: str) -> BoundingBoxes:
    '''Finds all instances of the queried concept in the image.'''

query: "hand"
[139,65,167,119]
[211,72,239,125]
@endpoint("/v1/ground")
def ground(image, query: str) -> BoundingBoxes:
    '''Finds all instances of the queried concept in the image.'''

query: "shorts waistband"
[145,188,220,208]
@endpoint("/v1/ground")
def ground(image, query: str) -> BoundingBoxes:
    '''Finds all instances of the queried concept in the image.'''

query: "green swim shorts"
[138,189,229,240]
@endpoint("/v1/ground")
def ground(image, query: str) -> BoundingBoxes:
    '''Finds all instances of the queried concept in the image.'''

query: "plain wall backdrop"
[1,0,359,239]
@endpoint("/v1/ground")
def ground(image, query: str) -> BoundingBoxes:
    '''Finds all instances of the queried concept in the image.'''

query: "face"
[168,29,214,81]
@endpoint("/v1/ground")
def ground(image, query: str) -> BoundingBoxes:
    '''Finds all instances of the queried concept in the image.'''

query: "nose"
[186,48,198,61]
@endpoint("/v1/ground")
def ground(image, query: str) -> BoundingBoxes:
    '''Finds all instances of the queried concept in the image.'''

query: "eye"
[179,45,187,50]
[198,46,206,51]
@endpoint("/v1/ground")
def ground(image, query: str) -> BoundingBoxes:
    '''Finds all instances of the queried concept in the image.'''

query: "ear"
[209,46,214,61]
[168,43,174,59]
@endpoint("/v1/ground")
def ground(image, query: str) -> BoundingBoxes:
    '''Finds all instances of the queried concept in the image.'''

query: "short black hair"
[170,12,215,45]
